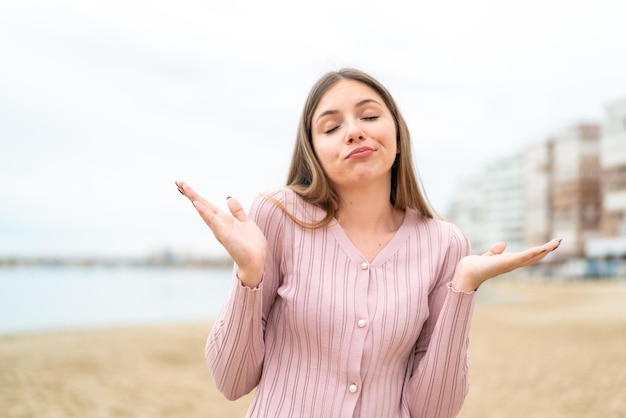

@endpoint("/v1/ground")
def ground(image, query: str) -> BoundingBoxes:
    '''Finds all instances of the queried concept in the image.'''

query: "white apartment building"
[448,154,525,255]
[481,154,525,254]
[446,176,485,252]
[523,140,552,248]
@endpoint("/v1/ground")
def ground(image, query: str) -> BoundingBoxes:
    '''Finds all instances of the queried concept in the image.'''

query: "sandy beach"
[2,278,625,418]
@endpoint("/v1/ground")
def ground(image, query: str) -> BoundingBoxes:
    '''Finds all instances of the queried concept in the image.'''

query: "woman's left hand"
[451,238,562,292]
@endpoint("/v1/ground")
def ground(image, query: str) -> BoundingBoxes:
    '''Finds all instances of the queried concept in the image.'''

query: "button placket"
[346,259,370,398]
[357,261,369,330]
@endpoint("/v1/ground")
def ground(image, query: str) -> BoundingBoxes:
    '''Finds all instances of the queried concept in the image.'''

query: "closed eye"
[362,116,379,121]
[324,125,341,134]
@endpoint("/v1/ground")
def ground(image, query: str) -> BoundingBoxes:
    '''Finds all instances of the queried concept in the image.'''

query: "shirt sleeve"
[403,222,476,418]
[204,191,285,400]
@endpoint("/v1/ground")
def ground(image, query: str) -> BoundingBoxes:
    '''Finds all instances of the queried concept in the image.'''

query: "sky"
[1,0,626,258]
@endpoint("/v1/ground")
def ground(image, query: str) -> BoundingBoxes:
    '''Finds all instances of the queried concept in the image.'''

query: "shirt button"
[349,384,358,393]
[361,261,369,270]
[357,319,366,328]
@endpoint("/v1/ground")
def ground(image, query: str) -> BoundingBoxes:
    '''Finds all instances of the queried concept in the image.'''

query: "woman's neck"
[335,185,403,235]
[333,185,405,262]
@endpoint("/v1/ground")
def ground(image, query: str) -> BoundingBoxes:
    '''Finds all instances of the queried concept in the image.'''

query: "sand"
[1,278,625,418]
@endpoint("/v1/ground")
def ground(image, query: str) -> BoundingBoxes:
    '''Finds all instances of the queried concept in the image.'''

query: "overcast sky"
[1,0,626,258]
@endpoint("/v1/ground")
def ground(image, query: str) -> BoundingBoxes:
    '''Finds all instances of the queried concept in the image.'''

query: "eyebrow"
[315,98,382,123]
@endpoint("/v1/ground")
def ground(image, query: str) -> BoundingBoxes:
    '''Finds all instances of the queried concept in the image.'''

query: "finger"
[175,181,219,212]
[176,182,229,230]
[226,197,249,222]
[175,180,188,196]
[175,181,200,200]
[544,238,562,252]
[523,238,562,259]
[191,198,224,222]
[482,242,506,256]
[513,239,562,266]
[175,181,207,204]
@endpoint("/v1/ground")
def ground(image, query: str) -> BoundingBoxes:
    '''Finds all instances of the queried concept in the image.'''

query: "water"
[0,265,234,335]
[0,265,509,336]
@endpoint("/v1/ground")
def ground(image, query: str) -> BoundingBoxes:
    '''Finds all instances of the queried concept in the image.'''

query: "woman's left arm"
[404,228,561,417]
[403,225,474,418]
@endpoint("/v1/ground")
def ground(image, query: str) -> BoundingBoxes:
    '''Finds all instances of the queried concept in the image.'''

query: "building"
[446,176,485,252]
[587,98,626,267]
[549,123,602,259]
[599,98,626,238]
[481,154,525,254]
[448,154,525,255]
[523,140,553,248]
[446,113,626,277]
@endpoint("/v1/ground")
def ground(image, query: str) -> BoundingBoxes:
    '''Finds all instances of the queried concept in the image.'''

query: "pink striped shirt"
[206,188,475,417]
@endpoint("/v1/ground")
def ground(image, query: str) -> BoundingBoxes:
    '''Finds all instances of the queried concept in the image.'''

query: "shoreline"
[2,279,625,418]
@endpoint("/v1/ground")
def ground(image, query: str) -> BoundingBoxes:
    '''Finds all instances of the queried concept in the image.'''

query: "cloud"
[1,0,626,256]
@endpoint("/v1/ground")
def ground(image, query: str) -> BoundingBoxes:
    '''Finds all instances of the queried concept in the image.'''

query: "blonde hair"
[283,68,433,228]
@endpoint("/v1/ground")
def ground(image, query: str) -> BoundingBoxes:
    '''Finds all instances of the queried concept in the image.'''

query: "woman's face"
[311,79,398,192]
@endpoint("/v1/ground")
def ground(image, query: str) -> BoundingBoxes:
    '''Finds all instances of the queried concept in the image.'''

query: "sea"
[0,265,234,335]
[0,265,504,336]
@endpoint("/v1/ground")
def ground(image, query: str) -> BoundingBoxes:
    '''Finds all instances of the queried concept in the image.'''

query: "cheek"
[386,124,399,153]
[311,138,336,167]
[372,126,397,154]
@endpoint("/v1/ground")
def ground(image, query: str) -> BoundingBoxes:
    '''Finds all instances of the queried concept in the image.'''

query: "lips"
[347,146,374,159]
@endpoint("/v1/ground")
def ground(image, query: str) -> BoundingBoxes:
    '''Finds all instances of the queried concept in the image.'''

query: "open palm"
[175,181,267,287]
[453,239,561,291]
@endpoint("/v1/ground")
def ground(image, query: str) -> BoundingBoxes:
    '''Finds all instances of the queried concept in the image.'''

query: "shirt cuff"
[447,281,477,295]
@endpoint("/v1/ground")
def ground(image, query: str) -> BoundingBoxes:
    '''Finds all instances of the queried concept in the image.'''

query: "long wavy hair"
[281,68,433,228]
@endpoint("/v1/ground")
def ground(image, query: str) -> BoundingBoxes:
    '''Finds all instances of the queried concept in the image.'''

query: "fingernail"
[226,196,232,200]
[175,182,185,195]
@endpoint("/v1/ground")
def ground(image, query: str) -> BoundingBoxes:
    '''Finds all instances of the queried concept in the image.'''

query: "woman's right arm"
[206,192,286,399]
[175,183,284,400]
[205,274,266,400]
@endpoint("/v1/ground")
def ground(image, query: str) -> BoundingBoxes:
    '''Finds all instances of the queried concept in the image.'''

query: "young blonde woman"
[175,68,560,418]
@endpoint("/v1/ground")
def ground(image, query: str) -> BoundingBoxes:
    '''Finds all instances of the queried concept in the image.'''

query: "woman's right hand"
[175,181,267,288]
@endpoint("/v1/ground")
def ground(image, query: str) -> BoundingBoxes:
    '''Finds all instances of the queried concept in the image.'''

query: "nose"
[345,119,365,143]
